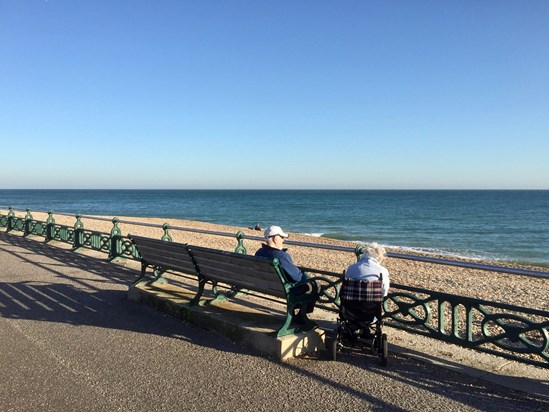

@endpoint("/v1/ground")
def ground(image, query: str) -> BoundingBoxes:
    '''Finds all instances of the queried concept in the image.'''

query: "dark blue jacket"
[255,244,304,283]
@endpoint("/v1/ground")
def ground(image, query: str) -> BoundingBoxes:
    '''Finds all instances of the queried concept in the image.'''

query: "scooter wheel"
[380,333,388,366]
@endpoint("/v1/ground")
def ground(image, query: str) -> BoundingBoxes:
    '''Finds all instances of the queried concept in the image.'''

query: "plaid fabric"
[340,278,383,303]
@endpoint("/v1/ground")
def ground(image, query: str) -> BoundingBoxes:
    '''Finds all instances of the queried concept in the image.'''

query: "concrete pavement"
[0,231,547,411]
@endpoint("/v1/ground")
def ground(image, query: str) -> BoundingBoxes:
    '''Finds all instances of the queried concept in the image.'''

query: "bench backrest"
[187,245,287,299]
[128,234,196,275]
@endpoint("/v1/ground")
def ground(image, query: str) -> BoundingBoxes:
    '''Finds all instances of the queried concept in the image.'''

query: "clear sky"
[1,1,548,189]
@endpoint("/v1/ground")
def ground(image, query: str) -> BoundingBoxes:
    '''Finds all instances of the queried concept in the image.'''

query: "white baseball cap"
[264,225,289,239]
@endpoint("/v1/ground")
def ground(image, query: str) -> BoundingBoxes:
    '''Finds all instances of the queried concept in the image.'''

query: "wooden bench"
[128,234,198,287]
[128,235,320,337]
[186,244,319,337]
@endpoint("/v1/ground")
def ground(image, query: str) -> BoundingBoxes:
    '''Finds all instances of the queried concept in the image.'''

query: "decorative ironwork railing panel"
[80,230,111,253]
[51,224,75,244]
[12,217,25,232]
[116,236,141,260]
[28,220,47,237]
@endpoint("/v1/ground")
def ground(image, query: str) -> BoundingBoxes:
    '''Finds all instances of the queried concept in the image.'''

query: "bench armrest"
[308,275,341,305]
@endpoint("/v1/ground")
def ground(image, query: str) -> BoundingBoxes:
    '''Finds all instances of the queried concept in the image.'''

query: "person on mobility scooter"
[331,243,390,365]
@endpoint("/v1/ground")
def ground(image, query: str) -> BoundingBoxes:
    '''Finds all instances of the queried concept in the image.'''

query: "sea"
[1,189,548,267]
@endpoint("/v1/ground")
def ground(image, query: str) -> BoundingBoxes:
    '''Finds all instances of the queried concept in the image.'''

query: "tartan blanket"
[340,278,383,303]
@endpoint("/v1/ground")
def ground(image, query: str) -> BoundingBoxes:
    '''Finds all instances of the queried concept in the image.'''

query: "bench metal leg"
[276,304,318,337]
[152,265,167,284]
[278,310,295,337]
[132,262,149,286]
[294,306,317,334]
[189,277,207,306]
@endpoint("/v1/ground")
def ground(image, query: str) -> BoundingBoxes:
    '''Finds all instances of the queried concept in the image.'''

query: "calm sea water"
[1,190,548,267]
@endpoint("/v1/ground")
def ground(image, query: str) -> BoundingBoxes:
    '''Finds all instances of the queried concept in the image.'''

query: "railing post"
[151,223,172,281]
[354,244,364,262]
[73,214,84,250]
[7,207,15,232]
[45,211,55,242]
[109,217,122,260]
[234,231,247,254]
[161,223,172,242]
[24,209,33,236]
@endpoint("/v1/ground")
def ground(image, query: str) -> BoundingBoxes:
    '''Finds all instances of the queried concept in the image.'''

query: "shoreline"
[2,209,548,311]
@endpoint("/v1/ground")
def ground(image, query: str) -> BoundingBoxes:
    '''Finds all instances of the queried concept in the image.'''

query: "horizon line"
[2,188,548,191]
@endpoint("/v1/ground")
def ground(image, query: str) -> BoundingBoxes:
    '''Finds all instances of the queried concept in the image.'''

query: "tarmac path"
[0,232,547,412]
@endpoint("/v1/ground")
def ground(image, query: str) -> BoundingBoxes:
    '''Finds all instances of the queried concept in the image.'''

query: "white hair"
[362,242,387,263]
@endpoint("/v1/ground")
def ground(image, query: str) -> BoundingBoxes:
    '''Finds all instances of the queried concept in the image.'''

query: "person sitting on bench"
[255,225,316,296]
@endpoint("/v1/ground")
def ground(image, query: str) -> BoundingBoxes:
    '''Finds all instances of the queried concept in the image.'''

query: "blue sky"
[1,1,548,189]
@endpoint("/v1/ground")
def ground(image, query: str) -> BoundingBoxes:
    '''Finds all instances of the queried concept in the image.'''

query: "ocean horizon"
[1,189,548,267]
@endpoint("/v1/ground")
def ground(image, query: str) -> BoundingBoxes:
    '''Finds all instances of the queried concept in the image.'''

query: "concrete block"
[277,329,326,360]
[128,282,326,360]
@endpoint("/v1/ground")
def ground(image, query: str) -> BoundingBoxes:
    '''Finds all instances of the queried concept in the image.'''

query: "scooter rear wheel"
[380,333,388,366]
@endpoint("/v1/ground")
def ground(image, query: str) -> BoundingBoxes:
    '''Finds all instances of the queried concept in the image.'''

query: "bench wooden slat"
[129,235,196,274]
[191,252,276,278]
[139,249,196,273]
[134,240,186,255]
[191,254,283,285]
[197,266,285,298]
[187,247,272,270]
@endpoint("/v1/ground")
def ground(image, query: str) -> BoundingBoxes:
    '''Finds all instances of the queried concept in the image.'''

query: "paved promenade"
[0,232,547,411]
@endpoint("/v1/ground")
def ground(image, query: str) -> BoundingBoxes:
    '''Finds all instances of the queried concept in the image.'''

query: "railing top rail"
[388,252,549,279]
[2,207,549,279]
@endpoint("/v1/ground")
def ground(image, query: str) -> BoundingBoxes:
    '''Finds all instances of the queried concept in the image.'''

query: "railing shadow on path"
[296,348,548,409]
[384,344,549,393]
[1,232,547,410]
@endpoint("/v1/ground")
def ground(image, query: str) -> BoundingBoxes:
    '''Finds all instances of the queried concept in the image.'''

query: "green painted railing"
[382,283,548,367]
[1,206,548,368]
